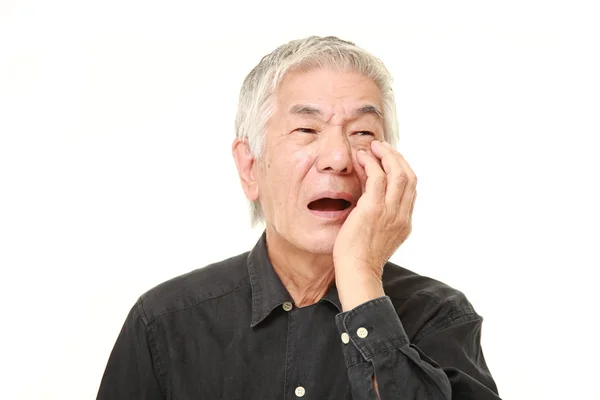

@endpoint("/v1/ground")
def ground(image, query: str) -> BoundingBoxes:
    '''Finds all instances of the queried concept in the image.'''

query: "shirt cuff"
[334,296,410,366]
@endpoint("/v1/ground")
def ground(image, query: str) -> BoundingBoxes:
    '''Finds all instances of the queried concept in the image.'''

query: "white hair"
[234,36,399,227]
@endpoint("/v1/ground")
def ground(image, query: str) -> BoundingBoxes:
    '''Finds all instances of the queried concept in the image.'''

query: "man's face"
[255,67,385,255]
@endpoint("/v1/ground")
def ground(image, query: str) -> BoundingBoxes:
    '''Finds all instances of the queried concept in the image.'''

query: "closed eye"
[295,127,318,134]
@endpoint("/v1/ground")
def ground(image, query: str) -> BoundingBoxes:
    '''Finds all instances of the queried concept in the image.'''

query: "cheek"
[267,148,314,198]
[353,157,368,191]
[292,147,316,174]
[350,149,372,193]
[350,137,375,151]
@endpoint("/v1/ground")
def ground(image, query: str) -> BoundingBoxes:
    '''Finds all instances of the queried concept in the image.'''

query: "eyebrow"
[355,105,383,120]
[288,104,383,120]
[289,104,324,117]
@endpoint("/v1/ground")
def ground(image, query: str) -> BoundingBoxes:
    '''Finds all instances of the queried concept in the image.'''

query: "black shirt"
[97,231,500,399]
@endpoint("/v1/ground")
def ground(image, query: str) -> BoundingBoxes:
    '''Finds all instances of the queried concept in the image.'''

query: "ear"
[232,137,260,202]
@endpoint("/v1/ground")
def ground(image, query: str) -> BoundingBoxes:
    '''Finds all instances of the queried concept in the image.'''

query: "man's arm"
[97,300,165,400]
[335,295,500,399]
[332,140,500,398]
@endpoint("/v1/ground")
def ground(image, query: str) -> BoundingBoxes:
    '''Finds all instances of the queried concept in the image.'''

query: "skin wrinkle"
[98,39,501,400]
[288,104,383,122]
[230,62,420,398]
[232,67,386,308]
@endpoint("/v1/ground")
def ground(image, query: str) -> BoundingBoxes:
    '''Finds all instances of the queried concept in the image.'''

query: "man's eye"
[296,128,317,134]
[354,131,375,137]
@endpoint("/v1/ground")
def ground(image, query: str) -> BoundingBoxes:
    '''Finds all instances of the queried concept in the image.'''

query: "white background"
[1,1,599,399]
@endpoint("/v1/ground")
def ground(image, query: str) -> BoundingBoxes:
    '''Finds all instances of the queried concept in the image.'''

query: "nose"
[315,128,354,175]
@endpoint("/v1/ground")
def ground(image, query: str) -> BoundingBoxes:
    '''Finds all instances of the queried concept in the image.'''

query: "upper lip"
[307,191,357,207]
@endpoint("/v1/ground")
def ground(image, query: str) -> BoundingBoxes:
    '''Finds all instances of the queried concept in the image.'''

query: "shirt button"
[357,327,369,338]
[341,332,350,344]
[282,302,293,312]
[295,386,306,397]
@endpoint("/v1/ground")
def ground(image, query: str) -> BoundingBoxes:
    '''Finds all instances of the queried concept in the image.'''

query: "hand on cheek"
[336,140,418,311]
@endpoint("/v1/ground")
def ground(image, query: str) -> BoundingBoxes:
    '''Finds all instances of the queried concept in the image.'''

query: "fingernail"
[357,150,367,156]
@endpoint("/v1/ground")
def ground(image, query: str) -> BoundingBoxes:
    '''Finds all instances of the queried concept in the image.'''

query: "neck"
[265,228,336,308]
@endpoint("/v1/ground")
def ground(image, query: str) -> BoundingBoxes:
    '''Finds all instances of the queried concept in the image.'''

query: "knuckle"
[373,173,387,187]
[392,173,408,186]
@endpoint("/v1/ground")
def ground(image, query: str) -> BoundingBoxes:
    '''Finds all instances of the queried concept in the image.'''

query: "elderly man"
[97,36,500,399]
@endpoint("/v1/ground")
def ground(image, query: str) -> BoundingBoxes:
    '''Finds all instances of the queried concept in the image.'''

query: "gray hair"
[234,36,399,227]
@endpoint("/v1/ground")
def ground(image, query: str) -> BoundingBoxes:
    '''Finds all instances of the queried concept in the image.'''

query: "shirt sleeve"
[97,299,166,400]
[334,296,500,399]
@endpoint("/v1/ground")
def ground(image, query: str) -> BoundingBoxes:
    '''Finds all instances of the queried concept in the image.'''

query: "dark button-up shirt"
[97,231,500,399]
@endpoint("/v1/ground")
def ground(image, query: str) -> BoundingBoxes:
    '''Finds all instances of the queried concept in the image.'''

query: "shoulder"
[382,261,480,337]
[382,261,472,307]
[136,251,251,324]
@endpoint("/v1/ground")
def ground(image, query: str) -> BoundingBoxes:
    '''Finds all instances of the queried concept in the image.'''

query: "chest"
[156,302,353,399]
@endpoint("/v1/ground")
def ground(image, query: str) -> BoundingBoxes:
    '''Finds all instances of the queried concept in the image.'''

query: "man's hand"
[333,140,417,311]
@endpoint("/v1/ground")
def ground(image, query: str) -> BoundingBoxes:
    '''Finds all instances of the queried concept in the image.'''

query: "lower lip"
[308,207,352,221]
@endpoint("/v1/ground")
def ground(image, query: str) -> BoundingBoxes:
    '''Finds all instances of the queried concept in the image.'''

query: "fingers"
[371,141,408,204]
[391,147,417,222]
[357,141,418,220]
[371,141,416,201]
[357,150,386,205]
[409,190,417,220]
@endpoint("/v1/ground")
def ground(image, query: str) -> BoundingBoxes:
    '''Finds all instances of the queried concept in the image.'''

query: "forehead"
[275,68,383,113]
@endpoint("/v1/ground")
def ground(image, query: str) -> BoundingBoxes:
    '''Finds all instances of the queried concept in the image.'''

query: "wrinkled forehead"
[274,67,384,119]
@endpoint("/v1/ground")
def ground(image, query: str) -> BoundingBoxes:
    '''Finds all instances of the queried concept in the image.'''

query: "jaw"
[266,219,339,258]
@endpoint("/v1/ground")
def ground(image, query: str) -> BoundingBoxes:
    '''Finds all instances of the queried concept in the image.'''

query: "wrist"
[337,278,385,312]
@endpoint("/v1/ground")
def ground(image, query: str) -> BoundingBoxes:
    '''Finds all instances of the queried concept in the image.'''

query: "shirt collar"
[247,230,342,327]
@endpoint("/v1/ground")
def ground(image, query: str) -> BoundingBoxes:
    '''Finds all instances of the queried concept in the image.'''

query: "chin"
[268,218,342,255]
[298,225,341,255]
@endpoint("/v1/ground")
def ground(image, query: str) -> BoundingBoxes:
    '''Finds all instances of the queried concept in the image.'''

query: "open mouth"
[307,198,352,212]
